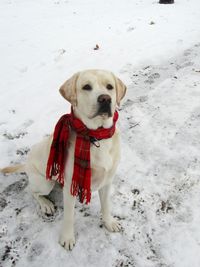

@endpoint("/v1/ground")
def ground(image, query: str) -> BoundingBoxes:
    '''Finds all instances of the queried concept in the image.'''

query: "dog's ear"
[113,75,127,106]
[59,72,79,106]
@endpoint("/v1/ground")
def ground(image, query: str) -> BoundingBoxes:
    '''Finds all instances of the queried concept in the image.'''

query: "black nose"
[97,94,111,104]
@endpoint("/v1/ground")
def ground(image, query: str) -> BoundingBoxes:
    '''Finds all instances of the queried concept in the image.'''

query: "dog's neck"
[73,107,114,130]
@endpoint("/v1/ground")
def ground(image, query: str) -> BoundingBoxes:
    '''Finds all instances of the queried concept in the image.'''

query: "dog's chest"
[90,134,119,190]
[67,131,120,191]
[90,138,113,171]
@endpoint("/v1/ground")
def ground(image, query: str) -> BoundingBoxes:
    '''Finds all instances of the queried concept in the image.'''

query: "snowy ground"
[1,0,200,266]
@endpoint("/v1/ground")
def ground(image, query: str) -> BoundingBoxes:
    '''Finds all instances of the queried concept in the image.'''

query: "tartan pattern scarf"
[46,109,119,204]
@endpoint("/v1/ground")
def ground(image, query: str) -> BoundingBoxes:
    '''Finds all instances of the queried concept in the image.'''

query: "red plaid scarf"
[46,109,119,204]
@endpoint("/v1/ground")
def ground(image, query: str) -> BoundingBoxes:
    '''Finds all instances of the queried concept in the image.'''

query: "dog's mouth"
[90,103,112,119]
[97,102,112,117]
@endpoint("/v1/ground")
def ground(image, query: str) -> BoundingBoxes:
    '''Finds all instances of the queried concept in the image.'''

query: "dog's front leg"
[99,183,121,232]
[59,185,76,251]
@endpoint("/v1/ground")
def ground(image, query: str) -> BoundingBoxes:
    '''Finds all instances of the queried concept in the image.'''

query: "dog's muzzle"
[97,94,112,117]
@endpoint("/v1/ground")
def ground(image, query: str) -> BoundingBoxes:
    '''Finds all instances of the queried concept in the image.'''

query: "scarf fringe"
[70,179,91,204]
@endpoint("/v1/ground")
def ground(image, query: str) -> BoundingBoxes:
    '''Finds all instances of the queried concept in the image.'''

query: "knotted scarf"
[46,109,118,204]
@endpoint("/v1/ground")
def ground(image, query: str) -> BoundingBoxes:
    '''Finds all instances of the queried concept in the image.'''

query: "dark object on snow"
[159,0,174,3]
[94,44,99,50]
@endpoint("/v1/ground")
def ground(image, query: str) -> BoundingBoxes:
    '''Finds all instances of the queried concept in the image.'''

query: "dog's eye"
[82,84,92,91]
[106,84,113,90]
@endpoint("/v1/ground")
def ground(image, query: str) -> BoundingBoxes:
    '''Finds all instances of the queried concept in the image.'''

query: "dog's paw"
[39,197,55,215]
[103,218,122,232]
[59,233,75,251]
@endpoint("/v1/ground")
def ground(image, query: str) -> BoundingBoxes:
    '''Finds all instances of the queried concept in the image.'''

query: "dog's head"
[59,69,126,128]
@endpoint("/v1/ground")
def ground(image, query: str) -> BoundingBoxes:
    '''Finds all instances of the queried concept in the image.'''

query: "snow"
[1,0,200,266]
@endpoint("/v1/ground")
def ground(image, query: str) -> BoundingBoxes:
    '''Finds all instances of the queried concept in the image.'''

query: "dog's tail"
[0,164,26,174]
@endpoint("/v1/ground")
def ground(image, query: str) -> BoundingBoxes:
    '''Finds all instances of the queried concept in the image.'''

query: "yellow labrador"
[1,69,126,250]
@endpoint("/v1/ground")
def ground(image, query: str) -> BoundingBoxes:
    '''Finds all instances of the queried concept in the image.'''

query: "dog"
[1,69,126,250]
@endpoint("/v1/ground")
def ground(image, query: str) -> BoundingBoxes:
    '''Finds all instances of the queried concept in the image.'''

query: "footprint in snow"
[2,177,28,197]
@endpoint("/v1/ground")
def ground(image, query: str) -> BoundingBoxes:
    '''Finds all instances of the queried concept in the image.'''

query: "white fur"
[3,69,126,251]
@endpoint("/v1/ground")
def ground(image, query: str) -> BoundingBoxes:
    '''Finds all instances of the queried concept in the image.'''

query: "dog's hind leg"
[32,192,55,215]
[27,164,56,215]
